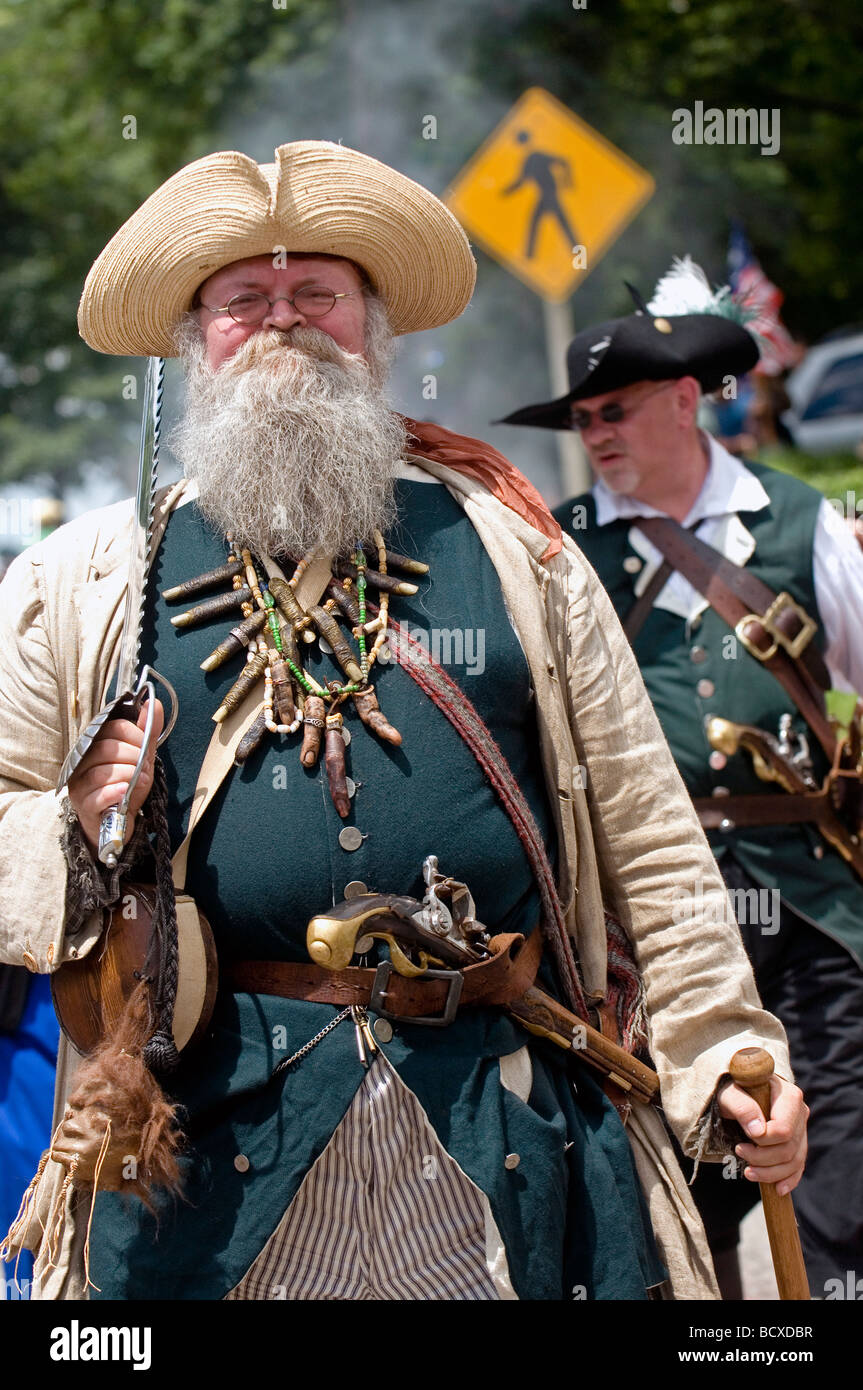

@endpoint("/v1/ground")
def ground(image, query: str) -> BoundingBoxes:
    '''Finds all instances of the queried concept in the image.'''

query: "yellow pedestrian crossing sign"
[446,88,655,302]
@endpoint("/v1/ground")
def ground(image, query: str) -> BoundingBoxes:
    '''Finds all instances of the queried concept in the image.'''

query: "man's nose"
[262,297,307,331]
[582,416,616,448]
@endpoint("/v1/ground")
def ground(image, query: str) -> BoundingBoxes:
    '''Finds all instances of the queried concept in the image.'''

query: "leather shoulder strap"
[631,515,836,759]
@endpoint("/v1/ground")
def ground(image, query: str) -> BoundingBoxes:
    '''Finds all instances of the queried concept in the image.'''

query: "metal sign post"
[543,298,590,498]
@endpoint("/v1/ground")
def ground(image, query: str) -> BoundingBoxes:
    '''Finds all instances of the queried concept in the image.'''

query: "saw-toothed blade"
[114,355,164,697]
[56,357,164,791]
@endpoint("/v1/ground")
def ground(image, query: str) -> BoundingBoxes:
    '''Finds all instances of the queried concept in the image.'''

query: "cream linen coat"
[0,458,791,1300]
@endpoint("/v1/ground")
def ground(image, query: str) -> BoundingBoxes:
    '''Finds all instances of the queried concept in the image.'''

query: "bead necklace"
[163,535,428,817]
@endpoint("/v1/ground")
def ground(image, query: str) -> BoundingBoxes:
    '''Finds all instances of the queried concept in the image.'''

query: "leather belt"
[225,927,543,1027]
[694,792,829,830]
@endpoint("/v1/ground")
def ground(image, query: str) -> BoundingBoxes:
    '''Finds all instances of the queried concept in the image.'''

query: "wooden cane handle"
[729,1047,810,1300]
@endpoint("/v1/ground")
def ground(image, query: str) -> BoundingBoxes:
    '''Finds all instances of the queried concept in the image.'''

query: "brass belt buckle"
[370,961,464,1027]
[735,591,817,663]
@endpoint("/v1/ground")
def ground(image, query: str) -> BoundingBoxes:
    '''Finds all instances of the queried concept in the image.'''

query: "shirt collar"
[592,433,771,527]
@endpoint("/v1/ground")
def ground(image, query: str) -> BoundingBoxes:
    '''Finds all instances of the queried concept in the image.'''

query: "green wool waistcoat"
[555,460,863,970]
[88,479,663,1301]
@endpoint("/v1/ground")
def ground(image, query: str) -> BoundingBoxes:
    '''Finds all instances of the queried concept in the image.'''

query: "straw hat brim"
[78,141,477,356]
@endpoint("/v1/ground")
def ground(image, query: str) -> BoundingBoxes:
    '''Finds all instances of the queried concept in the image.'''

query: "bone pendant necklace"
[163,534,428,817]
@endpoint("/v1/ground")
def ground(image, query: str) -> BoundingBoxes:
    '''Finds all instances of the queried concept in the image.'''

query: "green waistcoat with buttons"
[87,478,664,1301]
[555,460,863,971]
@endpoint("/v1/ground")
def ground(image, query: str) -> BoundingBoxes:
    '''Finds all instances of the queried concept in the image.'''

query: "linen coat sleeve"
[0,548,102,970]
[553,539,791,1156]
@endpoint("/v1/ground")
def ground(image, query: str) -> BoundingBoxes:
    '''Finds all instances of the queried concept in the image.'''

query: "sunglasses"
[569,381,674,431]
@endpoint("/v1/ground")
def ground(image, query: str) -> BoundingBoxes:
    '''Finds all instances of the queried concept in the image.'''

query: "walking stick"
[729,1047,810,1300]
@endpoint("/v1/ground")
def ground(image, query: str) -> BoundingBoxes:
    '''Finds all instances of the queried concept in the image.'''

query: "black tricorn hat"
[498,311,760,431]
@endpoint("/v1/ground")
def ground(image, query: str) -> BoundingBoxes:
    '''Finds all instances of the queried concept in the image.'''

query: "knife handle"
[98,807,129,869]
[96,685,154,868]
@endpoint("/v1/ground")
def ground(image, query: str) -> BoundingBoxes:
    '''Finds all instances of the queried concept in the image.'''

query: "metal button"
[339,826,364,852]
[653,318,673,334]
[718,817,735,832]
[697,678,715,698]
[355,935,374,954]
[344,880,368,899]
[233,1154,250,1173]
[813,845,825,860]
[690,646,707,664]
[709,751,727,771]
[623,556,642,574]
[712,785,730,797]
[345,777,357,799]
[504,1153,521,1171]
[341,726,351,747]
[373,1018,394,1043]
[318,637,333,654]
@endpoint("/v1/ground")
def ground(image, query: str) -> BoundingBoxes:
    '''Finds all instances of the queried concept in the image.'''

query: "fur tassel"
[50,979,184,1209]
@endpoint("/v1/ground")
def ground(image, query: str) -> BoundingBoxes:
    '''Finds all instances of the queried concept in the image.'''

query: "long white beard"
[170,315,407,560]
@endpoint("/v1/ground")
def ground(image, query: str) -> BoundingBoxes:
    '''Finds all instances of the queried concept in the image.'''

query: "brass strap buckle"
[735,591,817,663]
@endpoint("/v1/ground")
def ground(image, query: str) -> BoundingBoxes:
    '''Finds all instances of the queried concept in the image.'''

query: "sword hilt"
[96,678,156,867]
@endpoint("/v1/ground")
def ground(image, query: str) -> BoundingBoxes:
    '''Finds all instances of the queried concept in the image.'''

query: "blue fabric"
[0,972,59,1296]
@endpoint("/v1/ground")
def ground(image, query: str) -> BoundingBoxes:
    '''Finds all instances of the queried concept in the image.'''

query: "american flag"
[728,221,799,376]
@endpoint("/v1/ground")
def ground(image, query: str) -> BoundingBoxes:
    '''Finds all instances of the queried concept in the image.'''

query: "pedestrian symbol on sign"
[501,131,579,261]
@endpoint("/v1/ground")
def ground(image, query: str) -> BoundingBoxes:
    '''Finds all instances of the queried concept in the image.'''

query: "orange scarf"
[399,416,562,562]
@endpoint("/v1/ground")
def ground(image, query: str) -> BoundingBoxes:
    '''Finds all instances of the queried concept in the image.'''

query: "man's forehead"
[199,253,366,294]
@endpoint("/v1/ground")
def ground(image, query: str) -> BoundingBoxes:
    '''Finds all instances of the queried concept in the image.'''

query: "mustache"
[211,325,369,380]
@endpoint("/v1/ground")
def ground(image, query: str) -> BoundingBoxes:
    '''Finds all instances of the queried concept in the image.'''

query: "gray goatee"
[170,304,407,560]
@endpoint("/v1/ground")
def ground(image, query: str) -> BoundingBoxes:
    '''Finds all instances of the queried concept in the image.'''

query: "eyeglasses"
[199,286,362,325]
[569,381,674,431]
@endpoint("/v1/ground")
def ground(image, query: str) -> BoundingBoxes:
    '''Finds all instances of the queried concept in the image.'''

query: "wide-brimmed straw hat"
[78,141,477,356]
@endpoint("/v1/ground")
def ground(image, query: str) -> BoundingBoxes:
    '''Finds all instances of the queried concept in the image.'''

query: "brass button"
[339,827,363,852]
[653,318,673,334]
[504,1153,521,1170]
[623,556,642,574]
[696,678,715,698]
[690,646,707,664]
[709,751,727,771]
[233,1154,250,1173]
[373,1018,394,1043]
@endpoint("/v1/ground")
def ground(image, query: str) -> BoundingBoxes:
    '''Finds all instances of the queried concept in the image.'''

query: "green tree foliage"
[0,0,337,489]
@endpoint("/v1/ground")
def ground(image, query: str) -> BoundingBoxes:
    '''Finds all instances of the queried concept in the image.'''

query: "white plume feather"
[646,254,753,327]
[647,256,717,315]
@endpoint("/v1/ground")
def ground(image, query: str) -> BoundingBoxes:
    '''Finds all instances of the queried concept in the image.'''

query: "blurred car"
[782,327,863,454]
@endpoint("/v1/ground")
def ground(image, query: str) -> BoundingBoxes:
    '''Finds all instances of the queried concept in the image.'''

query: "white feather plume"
[646,256,717,315]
